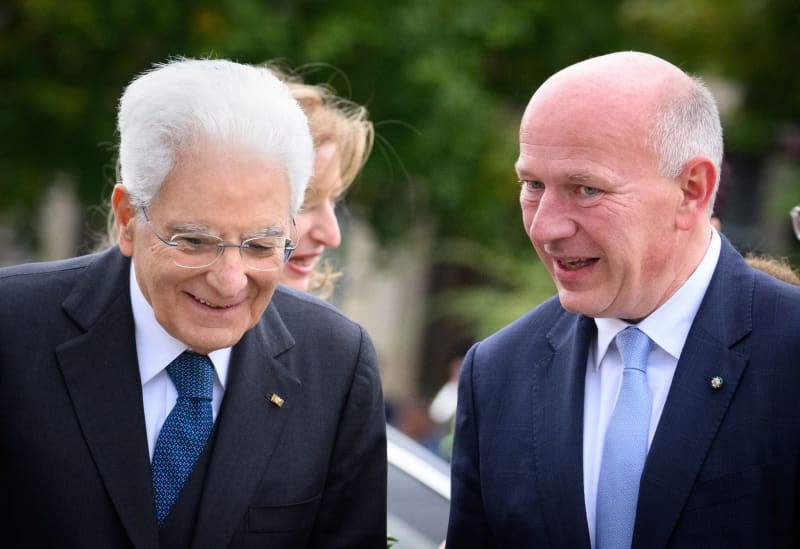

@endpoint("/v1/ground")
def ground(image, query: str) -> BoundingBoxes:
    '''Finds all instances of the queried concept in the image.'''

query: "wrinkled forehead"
[517,94,661,180]
[519,93,651,162]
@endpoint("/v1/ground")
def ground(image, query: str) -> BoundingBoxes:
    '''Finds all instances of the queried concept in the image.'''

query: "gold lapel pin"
[709,376,724,390]
[269,393,285,408]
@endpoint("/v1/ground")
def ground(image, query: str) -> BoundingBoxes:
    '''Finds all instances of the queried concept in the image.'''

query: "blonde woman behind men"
[265,65,374,298]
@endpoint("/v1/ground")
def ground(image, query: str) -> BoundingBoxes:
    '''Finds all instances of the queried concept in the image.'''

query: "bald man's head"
[521,51,722,188]
[515,51,723,321]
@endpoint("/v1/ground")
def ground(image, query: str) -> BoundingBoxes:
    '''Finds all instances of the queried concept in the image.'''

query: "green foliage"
[2,0,799,330]
[4,0,798,240]
[431,239,555,338]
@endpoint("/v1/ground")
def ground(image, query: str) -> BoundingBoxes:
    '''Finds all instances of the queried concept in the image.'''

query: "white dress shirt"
[129,263,231,460]
[582,229,721,548]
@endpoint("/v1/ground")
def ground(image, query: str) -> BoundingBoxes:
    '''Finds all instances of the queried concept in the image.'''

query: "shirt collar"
[129,262,231,386]
[593,228,721,368]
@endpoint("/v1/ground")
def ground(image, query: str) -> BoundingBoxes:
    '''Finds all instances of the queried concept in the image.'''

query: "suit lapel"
[56,249,160,549]
[191,302,300,549]
[534,312,594,549]
[633,237,753,549]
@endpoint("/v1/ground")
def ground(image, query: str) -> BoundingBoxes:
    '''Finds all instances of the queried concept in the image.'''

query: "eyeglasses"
[792,206,800,241]
[142,208,297,271]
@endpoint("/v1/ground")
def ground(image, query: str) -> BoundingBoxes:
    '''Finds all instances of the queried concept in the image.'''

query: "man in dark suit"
[0,58,386,548]
[446,51,800,548]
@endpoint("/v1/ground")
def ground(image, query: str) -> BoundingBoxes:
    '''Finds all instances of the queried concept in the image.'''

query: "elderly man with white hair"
[0,58,386,549]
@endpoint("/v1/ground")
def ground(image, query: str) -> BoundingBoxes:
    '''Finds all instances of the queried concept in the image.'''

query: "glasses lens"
[157,222,295,271]
[170,234,223,268]
[241,236,287,271]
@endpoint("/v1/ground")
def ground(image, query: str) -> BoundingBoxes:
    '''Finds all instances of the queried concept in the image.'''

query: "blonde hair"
[264,64,375,298]
[745,254,800,286]
[285,80,373,195]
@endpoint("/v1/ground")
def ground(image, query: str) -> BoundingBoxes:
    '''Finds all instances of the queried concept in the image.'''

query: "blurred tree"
[3,0,797,248]
[1,0,798,336]
[431,239,556,338]
[0,0,295,239]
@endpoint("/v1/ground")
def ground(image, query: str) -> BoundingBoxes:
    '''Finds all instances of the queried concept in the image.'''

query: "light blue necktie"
[596,327,652,549]
[151,351,214,526]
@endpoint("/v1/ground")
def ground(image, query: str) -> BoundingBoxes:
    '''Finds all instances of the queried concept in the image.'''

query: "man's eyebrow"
[515,165,536,179]
[248,225,286,238]
[169,222,213,234]
[514,168,596,183]
[567,171,595,183]
[167,223,287,238]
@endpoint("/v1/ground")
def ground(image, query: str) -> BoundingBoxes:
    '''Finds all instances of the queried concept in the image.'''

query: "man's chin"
[556,291,604,317]
[179,325,251,355]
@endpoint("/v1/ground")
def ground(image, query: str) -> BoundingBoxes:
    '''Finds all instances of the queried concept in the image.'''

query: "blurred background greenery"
[2,0,799,407]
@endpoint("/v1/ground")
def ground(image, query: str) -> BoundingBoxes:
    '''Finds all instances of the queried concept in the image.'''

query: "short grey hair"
[649,76,724,213]
[117,58,313,215]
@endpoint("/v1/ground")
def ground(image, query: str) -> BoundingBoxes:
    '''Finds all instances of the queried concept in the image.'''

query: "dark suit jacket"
[446,236,800,548]
[0,247,387,548]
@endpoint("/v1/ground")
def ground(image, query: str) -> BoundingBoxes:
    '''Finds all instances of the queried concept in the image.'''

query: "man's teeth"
[561,258,594,270]
[197,298,226,308]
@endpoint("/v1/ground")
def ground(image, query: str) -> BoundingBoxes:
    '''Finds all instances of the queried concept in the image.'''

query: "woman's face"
[280,142,343,292]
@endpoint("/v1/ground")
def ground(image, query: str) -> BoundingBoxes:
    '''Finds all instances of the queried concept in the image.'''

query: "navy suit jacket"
[0,247,387,548]
[446,236,800,548]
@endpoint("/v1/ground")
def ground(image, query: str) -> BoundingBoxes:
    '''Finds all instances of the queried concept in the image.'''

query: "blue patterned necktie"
[151,351,214,526]
[596,327,652,549]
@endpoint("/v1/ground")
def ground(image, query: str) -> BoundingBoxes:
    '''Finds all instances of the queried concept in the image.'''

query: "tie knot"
[166,351,214,400]
[615,327,651,373]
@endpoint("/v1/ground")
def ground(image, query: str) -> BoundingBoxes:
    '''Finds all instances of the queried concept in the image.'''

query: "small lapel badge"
[709,376,724,390]
[269,393,285,408]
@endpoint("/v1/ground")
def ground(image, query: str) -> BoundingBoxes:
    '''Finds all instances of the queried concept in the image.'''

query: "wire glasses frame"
[141,207,297,271]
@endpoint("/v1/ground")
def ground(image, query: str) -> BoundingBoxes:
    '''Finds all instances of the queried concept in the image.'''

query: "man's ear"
[675,156,717,231]
[111,184,136,257]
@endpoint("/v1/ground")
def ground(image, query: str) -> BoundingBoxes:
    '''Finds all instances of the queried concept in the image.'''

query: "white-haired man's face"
[114,143,292,354]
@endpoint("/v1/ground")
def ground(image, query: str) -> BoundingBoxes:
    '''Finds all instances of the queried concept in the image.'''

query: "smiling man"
[446,51,800,549]
[0,58,386,548]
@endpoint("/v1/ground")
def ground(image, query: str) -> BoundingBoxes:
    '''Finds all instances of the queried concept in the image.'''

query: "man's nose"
[207,247,249,295]
[528,191,578,245]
